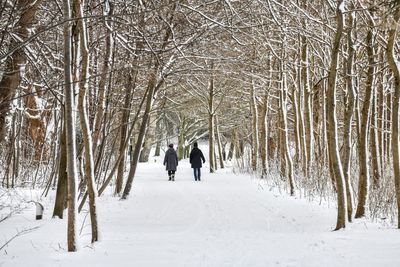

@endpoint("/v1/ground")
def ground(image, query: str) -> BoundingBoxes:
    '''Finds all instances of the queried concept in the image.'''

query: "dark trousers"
[193,168,201,181]
[168,170,175,180]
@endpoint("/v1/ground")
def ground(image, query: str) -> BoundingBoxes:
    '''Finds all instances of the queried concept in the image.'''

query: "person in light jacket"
[164,143,178,181]
[189,142,205,181]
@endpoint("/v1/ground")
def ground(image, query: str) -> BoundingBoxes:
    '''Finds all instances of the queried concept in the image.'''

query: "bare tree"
[387,4,400,229]
[326,0,347,230]
[0,0,43,141]
[63,0,78,251]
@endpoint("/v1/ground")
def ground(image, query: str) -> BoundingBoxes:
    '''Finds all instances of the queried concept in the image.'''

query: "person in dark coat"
[189,142,205,181]
[164,143,178,181]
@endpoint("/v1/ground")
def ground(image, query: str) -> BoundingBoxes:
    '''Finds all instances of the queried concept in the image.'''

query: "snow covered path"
[1,160,400,267]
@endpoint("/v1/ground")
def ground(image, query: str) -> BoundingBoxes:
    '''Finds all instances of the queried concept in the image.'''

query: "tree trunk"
[370,89,381,186]
[386,7,400,229]
[91,2,113,152]
[215,116,224,169]
[227,139,234,161]
[301,25,313,176]
[280,74,295,196]
[177,116,186,160]
[63,0,78,251]
[250,78,259,172]
[53,124,68,219]
[292,86,301,165]
[258,92,268,177]
[74,0,98,243]
[121,67,158,199]
[208,62,215,173]
[327,0,347,230]
[355,22,375,219]
[0,0,43,142]
[139,112,156,162]
[115,74,134,195]
[341,6,355,222]
[154,111,163,157]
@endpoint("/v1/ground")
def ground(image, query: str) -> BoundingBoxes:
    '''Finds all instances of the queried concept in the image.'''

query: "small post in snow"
[34,202,44,220]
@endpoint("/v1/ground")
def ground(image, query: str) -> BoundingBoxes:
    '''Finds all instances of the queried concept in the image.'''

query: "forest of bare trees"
[1,0,400,251]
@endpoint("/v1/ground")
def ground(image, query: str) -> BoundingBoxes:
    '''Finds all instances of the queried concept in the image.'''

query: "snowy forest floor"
[1,157,400,267]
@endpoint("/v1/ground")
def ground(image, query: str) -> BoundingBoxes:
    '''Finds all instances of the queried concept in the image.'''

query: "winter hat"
[169,143,174,148]
[193,142,198,148]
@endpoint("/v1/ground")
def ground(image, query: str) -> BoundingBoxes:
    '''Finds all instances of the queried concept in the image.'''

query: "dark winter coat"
[189,147,205,168]
[164,148,178,171]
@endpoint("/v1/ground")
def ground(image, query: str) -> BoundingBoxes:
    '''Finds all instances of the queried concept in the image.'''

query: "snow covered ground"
[1,157,400,267]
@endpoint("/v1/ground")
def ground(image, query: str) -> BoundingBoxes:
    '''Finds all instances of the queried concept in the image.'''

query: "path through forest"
[1,158,400,266]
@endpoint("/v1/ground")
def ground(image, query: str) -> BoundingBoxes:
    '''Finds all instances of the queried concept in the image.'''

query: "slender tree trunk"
[215,116,224,169]
[301,27,313,176]
[386,7,400,229]
[92,2,113,152]
[355,22,375,219]
[292,86,301,164]
[378,76,386,178]
[74,0,98,242]
[53,124,68,219]
[154,109,163,157]
[177,116,186,160]
[63,0,78,251]
[341,6,355,222]
[227,139,234,161]
[121,67,159,199]
[327,0,347,230]
[115,74,134,195]
[297,70,307,174]
[139,111,156,162]
[250,78,259,172]
[259,92,268,177]
[280,74,295,196]
[208,62,215,173]
[370,89,381,187]
[368,12,381,187]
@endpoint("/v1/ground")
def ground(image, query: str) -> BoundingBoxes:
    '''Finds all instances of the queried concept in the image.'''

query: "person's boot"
[168,175,171,181]
[171,174,175,181]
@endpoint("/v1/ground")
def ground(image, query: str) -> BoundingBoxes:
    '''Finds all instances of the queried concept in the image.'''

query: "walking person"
[189,142,205,181]
[164,143,178,181]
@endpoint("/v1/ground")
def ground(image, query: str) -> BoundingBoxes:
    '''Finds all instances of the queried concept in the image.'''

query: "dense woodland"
[1,0,400,251]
